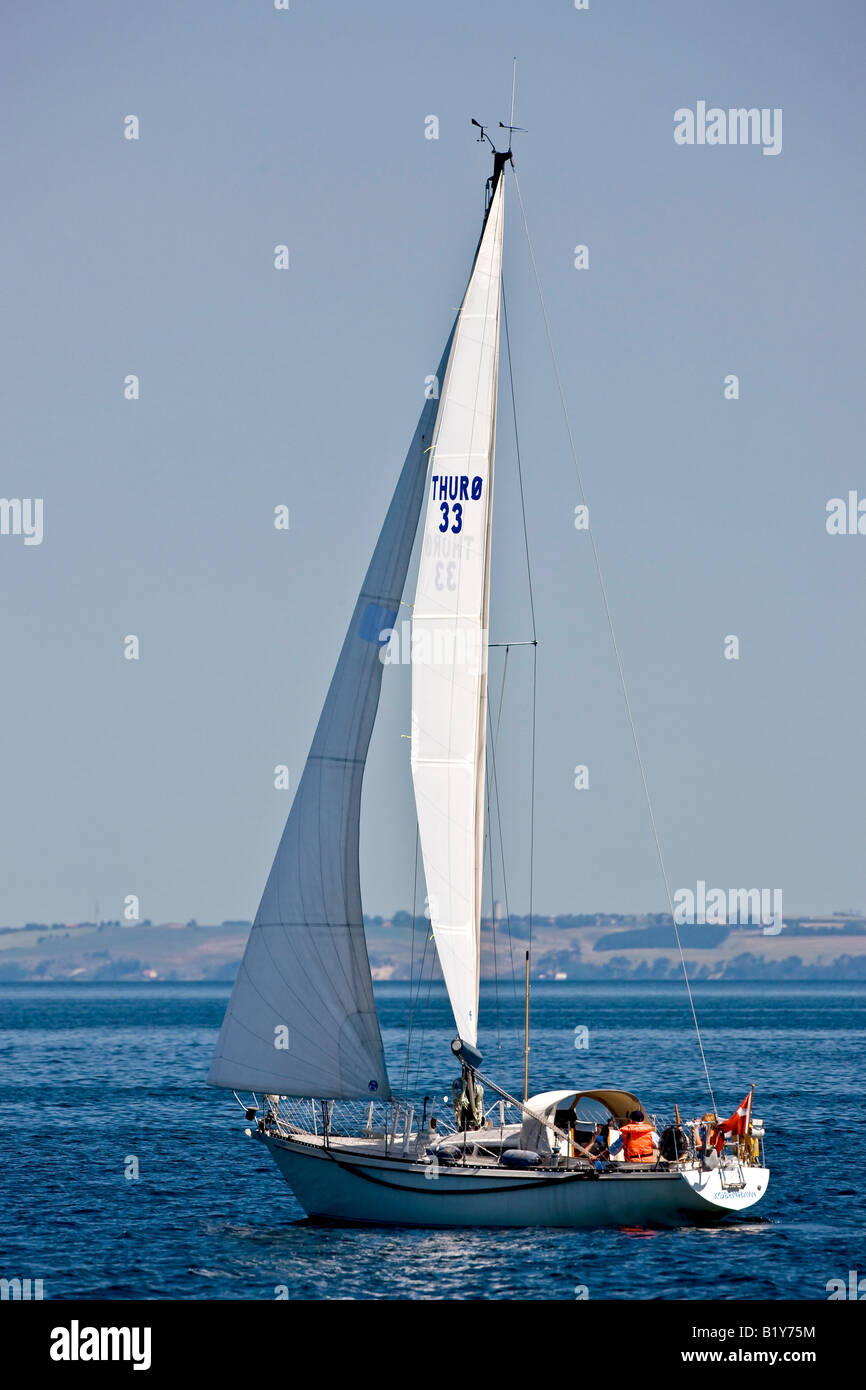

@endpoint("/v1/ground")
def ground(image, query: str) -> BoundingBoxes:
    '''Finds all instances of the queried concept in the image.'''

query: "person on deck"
[587,1121,624,1163]
[619,1109,660,1163]
[587,1124,608,1157]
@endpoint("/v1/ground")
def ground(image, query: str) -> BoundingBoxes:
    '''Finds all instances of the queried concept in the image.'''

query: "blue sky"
[1,0,864,925]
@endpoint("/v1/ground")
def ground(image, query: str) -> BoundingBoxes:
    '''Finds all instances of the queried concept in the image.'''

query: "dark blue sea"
[1,981,863,1301]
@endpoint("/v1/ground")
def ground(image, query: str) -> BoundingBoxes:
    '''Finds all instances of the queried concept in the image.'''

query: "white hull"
[260,1133,769,1229]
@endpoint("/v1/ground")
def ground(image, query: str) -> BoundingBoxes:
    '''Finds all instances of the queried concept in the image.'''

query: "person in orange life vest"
[620,1109,660,1163]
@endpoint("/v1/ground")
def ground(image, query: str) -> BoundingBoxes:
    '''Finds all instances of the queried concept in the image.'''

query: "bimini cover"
[520,1088,644,1156]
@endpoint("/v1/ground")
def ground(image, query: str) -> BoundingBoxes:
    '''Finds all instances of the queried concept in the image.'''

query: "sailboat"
[207,130,770,1228]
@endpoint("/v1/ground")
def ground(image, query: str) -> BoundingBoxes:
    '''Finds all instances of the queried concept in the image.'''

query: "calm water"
[0,981,863,1300]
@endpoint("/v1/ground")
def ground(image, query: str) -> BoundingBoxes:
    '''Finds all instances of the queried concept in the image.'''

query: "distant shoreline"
[0,912,864,983]
[1,978,864,989]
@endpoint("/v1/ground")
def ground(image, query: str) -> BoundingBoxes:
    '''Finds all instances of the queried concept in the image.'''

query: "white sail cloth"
[410,174,505,1048]
[208,328,456,1100]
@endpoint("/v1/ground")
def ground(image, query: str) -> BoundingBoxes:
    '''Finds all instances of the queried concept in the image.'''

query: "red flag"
[709,1091,753,1153]
[717,1091,752,1137]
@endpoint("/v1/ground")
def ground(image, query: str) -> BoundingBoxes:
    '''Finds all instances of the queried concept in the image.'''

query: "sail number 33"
[432,475,484,536]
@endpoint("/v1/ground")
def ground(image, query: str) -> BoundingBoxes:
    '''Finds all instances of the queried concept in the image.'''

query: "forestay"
[207,328,456,1100]
[410,171,505,1048]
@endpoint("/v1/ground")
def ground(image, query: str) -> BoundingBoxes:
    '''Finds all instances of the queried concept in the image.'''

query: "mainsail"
[208,331,455,1100]
[410,169,506,1048]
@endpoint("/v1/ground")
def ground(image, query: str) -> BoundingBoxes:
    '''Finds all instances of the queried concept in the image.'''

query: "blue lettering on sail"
[430,475,483,503]
[359,602,398,644]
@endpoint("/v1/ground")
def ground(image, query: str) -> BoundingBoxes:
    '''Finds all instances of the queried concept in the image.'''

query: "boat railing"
[262,1097,765,1173]
[264,1094,459,1151]
[699,1128,763,1180]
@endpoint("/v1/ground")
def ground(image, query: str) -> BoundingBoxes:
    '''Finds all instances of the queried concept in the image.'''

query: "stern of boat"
[678,1162,770,1217]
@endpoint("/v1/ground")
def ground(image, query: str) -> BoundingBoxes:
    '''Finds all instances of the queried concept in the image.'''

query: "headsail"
[410,169,506,1049]
[208,330,456,1100]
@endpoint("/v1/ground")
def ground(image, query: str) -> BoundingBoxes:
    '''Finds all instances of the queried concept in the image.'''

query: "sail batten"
[208,325,457,1100]
[410,173,505,1049]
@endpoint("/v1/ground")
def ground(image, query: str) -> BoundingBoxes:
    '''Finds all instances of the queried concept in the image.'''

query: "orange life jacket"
[620,1121,655,1162]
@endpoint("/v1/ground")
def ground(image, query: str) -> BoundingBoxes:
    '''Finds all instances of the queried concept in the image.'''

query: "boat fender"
[428,1145,461,1166]
[500,1149,541,1170]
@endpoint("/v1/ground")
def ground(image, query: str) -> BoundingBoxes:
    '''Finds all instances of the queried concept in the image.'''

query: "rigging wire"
[502,280,538,638]
[409,938,438,1096]
[400,826,422,1094]
[486,686,519,1007]
[502,271,538,1010]
[495,642,510,744]
[483,751,503,1074]
[510,165,718,1116]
